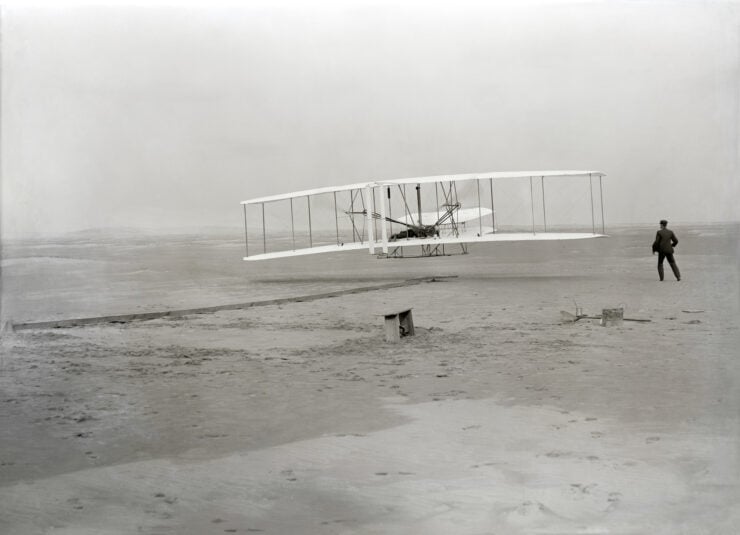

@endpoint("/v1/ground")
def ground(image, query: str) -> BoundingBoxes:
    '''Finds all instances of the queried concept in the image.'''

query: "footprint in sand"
[569,483,596,495]
[153,492,178,505]
[505,501,560,525]
[471,462,504,469]
[322,518,357,526]
[544,451,572,458]
[280,469,297,481]
[67,497,84,510]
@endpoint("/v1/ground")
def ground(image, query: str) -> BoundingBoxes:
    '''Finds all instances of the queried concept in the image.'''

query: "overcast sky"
[2,0,738,238]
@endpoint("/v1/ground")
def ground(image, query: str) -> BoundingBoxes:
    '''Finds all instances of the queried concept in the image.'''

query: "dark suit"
[653,228,681,280]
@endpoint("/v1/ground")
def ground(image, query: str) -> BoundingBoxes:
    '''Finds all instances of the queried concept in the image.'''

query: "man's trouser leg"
[666,253,680,280]
[657,253,665,281]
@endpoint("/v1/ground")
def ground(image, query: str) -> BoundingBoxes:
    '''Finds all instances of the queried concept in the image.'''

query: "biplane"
[241,171,606,261]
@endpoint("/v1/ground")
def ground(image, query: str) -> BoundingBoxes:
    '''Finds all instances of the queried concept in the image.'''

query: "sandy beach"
[1,224,739,534]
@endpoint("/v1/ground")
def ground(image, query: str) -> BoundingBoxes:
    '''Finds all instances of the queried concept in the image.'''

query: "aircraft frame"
[240,170,607,261]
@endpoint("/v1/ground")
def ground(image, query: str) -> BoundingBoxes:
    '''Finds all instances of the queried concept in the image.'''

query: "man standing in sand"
[652,219,681,281]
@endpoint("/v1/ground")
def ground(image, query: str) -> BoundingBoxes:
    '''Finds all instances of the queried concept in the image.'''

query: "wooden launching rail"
[4,276,455,332]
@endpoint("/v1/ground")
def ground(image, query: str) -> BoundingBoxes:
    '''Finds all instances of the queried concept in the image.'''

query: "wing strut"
[489,178,496,233]
[529,177,536,235]
[290,197,296,250]
[435,182,441,223]
[541,176,547,232]
[243,204,249,257]
[599,175,605,234]
[379,186,388,253]
[365,186,374,254]
[477,179,483,236]
[416,184,422,226]
[372,188,379,243]
[387,186,393,237]
[589,173,595,234]
[349,189,364,243]
[262,203,267,253]
[333,192,340,246]
[307,195,313,248]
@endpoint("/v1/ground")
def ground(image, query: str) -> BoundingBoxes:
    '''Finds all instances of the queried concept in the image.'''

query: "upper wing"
[241,171,606,205]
